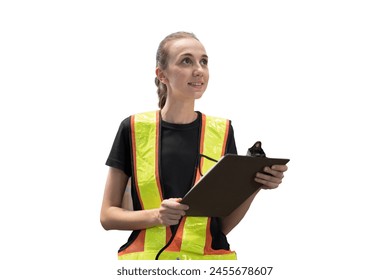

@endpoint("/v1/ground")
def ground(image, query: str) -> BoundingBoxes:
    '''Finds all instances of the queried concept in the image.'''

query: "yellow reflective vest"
[118,111,237,260]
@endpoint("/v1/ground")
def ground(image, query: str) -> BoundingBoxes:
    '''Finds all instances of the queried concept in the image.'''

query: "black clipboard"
[181,154,290,217]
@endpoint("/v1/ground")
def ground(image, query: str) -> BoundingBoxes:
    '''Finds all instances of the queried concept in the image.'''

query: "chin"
[194,92,205,100]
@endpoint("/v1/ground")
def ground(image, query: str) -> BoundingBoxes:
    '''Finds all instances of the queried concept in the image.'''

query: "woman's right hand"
[156,198,189,226]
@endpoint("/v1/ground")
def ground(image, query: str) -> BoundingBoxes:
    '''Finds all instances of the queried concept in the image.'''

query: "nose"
[193,62,204,77]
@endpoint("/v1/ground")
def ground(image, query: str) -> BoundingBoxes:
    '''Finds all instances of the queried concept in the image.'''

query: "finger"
[255,173,283,189]
[271,164,288,172]
[162,199,183,208]
[160,207,187,217]
[255,178,280,189]
[256,172,283,183]
[263,166,285,179]
[163,201,189,211]
[163,211,186,225]
[168,203,189,211]
[179,203,189,210]
[165,213,183,221]
[158,210,185,226]
[161,217,181,226]
[170,198,182,202]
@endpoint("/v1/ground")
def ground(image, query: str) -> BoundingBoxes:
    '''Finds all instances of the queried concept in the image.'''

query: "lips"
[188,82,203,86]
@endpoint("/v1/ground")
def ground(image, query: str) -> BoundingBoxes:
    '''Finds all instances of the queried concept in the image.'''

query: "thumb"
[168,198,182,203]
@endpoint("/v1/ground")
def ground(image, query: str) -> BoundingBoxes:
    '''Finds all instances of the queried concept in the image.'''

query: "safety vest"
[118,111,237,260]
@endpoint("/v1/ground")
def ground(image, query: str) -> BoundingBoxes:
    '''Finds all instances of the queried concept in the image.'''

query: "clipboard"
[181,154,290,217]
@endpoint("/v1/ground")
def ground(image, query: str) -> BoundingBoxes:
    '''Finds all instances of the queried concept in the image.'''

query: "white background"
[1,1,389,279]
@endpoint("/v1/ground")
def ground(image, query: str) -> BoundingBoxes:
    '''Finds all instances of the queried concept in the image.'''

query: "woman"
[100,31,288,260]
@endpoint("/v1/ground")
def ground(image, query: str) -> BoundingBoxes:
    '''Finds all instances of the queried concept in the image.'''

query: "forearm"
[101,167,163,231]
[101,206,161,231]
[221,189,260,235]
[100,168,187,230]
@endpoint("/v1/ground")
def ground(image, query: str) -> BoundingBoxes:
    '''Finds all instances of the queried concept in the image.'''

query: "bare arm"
[221,189,261,235]
[100,167,188,231]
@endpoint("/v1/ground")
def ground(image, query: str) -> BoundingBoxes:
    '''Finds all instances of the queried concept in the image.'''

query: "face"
[158,38,209,102]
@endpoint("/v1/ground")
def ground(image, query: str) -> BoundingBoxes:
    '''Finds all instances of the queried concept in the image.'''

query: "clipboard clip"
[247,141,266,157]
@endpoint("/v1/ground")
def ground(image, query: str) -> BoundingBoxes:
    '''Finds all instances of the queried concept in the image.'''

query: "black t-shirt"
[106,111,237,250]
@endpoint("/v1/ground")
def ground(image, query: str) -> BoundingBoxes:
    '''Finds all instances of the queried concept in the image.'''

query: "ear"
[156,67,168,84]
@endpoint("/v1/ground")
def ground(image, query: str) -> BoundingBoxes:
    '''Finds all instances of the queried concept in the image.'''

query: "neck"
[161,100,197,124]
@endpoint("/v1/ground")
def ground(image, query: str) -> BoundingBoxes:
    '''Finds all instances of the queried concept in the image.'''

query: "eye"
[200,58,208,66]
[182,57,192,65]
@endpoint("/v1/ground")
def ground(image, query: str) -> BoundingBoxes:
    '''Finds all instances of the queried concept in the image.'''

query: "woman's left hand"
[254,164,288,189]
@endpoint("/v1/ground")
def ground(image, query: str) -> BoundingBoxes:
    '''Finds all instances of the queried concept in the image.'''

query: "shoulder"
[130,110,160,124]
[198,111,232,123]
[120,116,131,127]
[115,116,131,133]
[201,112,234,132]
[119,110,159,129]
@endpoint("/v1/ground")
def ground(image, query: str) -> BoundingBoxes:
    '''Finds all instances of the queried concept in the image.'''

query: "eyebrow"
[180,53,208,59]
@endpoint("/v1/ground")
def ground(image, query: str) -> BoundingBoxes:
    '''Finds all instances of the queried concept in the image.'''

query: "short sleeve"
[226,122,238,155]
[105,117,132,177]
